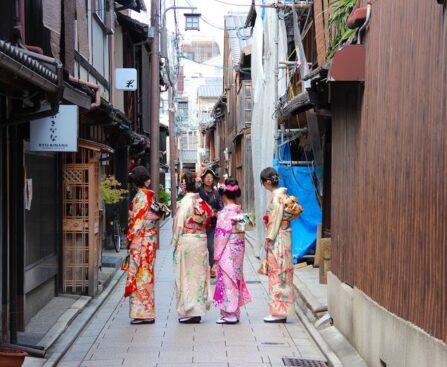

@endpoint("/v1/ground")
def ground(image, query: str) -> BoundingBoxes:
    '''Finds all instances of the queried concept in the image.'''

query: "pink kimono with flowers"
[264,188,294,317]
[213,204,251,318]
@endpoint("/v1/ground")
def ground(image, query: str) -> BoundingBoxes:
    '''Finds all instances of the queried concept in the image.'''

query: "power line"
[184,0,226,30]
[212,0,253,6]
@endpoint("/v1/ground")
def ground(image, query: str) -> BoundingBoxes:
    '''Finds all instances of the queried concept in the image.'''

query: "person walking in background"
[260,167,301,323]
[125,166,163,325]
[172,172,213,324]
[213,178,252,324]
[198,168,223,278]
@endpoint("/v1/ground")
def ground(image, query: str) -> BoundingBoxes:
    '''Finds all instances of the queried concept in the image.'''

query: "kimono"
[213,204,251,319]
[172,192,213,317]
[264,187,294,317]
[125,188,160,320]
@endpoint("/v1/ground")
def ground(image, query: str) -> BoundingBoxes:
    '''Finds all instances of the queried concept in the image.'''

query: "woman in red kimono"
[125,166,162,325]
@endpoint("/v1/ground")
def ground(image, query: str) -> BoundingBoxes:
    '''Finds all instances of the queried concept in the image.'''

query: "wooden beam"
[280,91,312,118]
[313,0,327,66]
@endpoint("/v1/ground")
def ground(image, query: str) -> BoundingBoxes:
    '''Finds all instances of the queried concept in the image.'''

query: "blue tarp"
[273,153,322,263]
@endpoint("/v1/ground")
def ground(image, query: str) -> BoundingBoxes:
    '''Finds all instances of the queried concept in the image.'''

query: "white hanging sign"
[115,68,138,91]
[30,105,78,152]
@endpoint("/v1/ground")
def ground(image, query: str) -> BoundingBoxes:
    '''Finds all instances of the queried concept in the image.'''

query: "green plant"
[159,184,171,204]
[99,176,128,204]
[327,0,357,59]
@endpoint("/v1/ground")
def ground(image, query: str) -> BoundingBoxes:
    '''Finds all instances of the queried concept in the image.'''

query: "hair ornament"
[222,184,239,192]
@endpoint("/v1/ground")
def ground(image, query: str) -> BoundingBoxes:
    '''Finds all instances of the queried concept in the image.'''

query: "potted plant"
[99,175,128,205]
[158,185,172,219]
[99,176,128,251]
[158,184,171,205]
[0,347,28,367]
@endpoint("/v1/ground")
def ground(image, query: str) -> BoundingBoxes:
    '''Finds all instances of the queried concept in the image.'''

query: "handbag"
[258,257,268,275]
[120,254,130,271]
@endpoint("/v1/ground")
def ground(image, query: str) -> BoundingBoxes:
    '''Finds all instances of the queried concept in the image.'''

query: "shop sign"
[115,68,138,91]
[30,105,78,152]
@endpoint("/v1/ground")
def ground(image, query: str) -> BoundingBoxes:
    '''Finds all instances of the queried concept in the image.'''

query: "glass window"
[96,0,106,22]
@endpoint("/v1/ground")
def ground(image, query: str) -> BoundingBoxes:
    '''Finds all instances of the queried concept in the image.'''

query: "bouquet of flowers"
[231,213,256,232]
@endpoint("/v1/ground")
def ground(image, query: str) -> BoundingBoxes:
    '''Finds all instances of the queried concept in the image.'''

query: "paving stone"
[55,221,324,366]
[192,351,228,363]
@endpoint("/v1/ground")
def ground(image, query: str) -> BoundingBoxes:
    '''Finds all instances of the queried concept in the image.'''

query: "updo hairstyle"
[218,177,241,200]
[182,172,198,193]
[260,167,280,187]
[128,166,151,188]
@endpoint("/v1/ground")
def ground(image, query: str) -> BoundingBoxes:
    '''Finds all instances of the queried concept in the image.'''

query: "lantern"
[184,13,201,31]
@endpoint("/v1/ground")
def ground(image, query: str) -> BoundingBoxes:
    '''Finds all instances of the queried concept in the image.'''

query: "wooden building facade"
[327,0,447,365]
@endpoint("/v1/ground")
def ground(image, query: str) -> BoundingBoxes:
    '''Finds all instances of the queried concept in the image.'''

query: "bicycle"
[111,210,122,253]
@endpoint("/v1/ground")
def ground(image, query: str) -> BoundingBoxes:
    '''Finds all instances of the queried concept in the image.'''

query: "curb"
[41,270,126,367]
[245,239,344,367]
[36,296,91,352]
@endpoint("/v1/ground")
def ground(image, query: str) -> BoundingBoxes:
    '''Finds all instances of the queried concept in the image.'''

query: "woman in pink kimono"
[261,167,295,323]
[125,166,163,325]
[172,172,213,324]
[213,178,252,324]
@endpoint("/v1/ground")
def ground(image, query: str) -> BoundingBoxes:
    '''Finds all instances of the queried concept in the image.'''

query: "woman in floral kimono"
[172,172,213,323]
[261,167,296,323]
[125,166,162,325]
[213,178,251,324]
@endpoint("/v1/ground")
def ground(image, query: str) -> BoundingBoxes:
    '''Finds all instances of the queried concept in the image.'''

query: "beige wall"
[328,272,447,367]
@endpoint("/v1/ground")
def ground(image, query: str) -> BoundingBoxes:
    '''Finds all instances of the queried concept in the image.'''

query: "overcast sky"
[133,0,253,56]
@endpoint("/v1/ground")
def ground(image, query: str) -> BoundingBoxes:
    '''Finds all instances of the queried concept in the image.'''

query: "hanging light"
[184,13,201,31]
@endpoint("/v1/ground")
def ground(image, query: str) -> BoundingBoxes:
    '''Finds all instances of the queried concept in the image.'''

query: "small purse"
[258,258,268,275]
[121,254,130,271]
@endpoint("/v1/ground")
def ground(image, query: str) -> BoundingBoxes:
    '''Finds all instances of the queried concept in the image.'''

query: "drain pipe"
[357,3,372,44]
[68,76,101,109]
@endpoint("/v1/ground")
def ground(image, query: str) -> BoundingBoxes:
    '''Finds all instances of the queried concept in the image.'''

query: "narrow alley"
[56,221,325,367]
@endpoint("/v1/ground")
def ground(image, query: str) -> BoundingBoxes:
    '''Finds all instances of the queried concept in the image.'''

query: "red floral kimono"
[125,188,160,320]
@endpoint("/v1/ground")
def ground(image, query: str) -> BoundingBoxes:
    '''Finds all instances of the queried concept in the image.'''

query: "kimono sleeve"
[171,202,186,249]
[266,195,284,241]
[214,211,232,262]
[127,192,149,244]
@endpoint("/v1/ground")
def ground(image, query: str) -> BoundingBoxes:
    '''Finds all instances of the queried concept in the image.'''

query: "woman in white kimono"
[172,172,213,323]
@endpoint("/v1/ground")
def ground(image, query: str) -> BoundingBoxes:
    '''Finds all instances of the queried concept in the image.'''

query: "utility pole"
[150,0,160,197]
[161,5,197,212]
[168,87,177,212]
[273,7,280,159]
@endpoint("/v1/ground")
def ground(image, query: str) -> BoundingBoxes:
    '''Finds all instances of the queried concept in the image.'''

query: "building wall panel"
[331,0,447,342]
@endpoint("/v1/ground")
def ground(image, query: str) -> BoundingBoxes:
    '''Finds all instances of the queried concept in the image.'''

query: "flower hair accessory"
[222,184,239,192]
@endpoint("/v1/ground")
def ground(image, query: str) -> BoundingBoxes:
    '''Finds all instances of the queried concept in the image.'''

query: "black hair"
[129,166,151,188]
[218,177,241,200]
[260,167,280,187]
[182,172,198,193]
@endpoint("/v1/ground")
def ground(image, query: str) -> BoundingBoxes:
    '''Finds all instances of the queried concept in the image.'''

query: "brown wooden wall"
[331,1,447,342]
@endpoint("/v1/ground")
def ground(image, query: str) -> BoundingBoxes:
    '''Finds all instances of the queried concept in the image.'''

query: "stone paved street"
[57,221,325,367]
